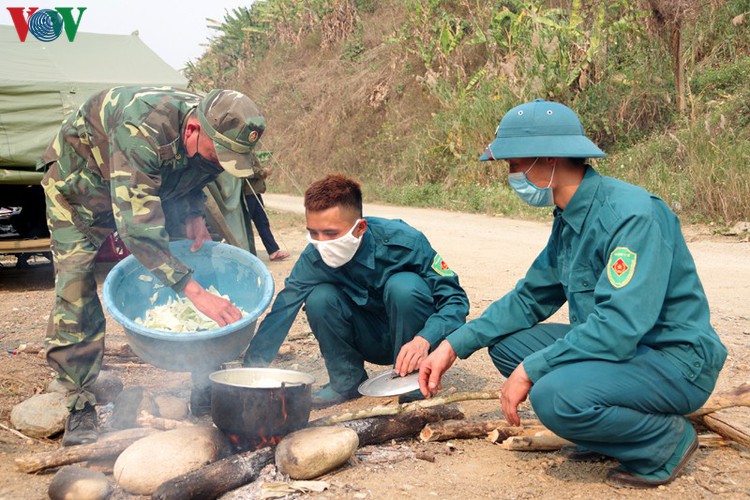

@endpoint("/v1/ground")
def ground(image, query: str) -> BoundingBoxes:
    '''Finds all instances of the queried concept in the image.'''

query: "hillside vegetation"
[187,0,750,223]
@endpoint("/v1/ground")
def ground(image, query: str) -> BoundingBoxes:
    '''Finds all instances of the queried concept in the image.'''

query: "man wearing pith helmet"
[39,87,265,446]
[418,99,727,488]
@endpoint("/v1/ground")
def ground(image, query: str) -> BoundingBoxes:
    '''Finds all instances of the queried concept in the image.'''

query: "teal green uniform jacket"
[446,167,726,393]
[247,217,470,365]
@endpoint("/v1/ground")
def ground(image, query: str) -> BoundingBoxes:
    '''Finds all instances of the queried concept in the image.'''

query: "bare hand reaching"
[500,363,533,426]
[395,336,430,376]
[185,215,212,252]
[182,278,242,327]
[418,340,458,398]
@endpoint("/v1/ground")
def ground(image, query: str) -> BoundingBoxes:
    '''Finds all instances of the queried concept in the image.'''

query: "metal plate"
[358,369,420,397]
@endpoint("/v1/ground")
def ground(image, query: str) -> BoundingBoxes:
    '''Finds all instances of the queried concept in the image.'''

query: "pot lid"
[358,369,420,397]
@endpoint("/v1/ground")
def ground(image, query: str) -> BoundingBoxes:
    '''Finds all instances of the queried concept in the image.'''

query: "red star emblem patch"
[612,258,629,276]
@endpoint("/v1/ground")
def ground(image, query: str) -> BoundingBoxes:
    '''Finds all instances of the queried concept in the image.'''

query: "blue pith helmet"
[479,99,605,161]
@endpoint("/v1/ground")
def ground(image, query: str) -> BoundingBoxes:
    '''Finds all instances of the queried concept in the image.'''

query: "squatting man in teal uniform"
[418,99,727,488]
[244,174,469,408]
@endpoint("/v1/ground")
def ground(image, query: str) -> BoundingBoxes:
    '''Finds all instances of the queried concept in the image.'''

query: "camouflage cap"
[196,89,266,177]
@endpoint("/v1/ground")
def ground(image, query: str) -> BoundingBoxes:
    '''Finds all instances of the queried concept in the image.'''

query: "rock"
[109,387,156,430]
[48,466,113,500]
[730,221,750,235]
[154,395,189,420]
[10,392,68,438]
[275,426,359,480]
[113,426,228,495]
[90,371,124,404]
[47,379,67,394]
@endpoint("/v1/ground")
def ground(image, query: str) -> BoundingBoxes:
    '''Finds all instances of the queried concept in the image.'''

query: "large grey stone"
[10,392,68,438]
[48,466,113,500]
[276,426,359,480]
[113,426,228,495]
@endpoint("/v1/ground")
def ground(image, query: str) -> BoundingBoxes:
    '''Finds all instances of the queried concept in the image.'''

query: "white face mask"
[306,219,363,268]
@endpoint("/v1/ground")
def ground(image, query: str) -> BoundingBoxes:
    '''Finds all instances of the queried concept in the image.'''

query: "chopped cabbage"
[135,285,248,333]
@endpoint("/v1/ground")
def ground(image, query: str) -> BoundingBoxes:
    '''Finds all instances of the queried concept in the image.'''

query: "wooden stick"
[420,418,541,442]
[16,341,138,358]
[701,413,750,448]
[152,446,275,500]
[310,391,497,426]
[15,428,158,474]
[500,430,736,453]
[0,422,37,442]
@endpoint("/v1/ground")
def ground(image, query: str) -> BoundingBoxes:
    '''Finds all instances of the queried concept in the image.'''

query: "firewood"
[500,431,735,453]
[501,434,574,451]
[486,426,548,444]
[336,404,465,446]
[137,411,194,430]
[310,391,495,426]
[151,446,274,500]
[701,413,750,448]
[15,428,158,473]
[420,418,542,442]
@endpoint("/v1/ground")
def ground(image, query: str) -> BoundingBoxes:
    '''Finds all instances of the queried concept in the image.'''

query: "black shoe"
[190,385,212,417]
[62,403,98,447]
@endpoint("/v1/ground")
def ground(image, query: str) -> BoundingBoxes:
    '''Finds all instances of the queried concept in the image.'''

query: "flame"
[228,434,241,447]
[255,434,282,450]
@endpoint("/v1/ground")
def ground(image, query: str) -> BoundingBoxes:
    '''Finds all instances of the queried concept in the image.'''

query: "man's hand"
[395,336,430,376]
[185,215,212,252]
[500,363,533,426]
[418,340,457,398]
[183,278,242,327]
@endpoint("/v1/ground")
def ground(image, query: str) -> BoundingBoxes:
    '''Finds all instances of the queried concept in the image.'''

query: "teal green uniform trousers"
[305,272,435,393]
[489,323,710,476]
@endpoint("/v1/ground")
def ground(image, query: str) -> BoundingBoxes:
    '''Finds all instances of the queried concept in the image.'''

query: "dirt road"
[0,196,748,499]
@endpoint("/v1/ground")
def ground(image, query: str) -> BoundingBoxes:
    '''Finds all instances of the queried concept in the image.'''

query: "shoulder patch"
[607,247,637,288]
[431,253,455,277]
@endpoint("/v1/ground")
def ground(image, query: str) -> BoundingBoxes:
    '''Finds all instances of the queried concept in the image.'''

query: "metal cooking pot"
[210,367,315,450]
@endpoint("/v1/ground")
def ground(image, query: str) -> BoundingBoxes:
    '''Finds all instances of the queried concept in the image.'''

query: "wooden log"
[502,434,574,451]
[420,418,542,442]
[337,404,465,446]
[310,391,496,426]
[15,428,158,473]
[151,446,274,500]
[501,431,735,453]
[137,411,194,431]
[701,413,750,448]
[486,426,547,444]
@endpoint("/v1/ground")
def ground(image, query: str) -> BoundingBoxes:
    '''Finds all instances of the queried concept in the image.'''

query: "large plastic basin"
[102,240,274,372]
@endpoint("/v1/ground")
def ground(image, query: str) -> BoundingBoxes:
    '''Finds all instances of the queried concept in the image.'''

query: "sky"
[1,0,254,71]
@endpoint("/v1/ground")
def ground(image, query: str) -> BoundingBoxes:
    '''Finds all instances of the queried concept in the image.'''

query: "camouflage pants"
[43,165,109,412]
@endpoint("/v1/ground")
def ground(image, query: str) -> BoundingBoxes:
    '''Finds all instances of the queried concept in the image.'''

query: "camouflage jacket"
[40,87,221,290]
